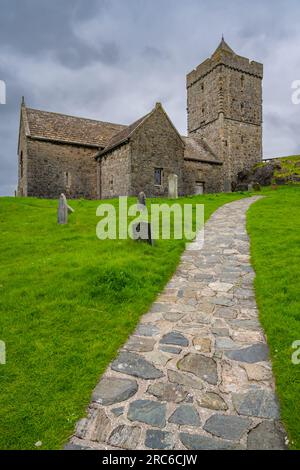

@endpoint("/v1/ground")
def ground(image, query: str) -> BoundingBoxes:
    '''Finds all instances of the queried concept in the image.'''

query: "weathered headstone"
[168,174,178,199]
[132,192,153,245]
[137,191,146,208]
[57,193,74,224]
[132,221,153,245]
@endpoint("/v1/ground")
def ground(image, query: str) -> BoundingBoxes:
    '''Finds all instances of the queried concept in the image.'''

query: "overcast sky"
[0,0,300,196]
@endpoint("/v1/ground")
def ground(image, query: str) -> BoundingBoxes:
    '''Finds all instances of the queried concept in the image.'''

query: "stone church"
[17,39,263,199]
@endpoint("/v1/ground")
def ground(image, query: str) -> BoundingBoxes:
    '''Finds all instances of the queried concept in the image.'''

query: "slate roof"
[98,112,151,156]
[23,106,126,148]
[183,136,223,165]
[97,103,184,158]
[212,37,235,58]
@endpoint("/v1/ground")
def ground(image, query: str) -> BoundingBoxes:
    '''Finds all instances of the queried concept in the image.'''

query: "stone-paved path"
[67,196,287,450]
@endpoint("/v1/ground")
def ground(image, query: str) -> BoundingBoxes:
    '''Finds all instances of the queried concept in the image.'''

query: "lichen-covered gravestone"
[168,174,178,199]
[57,193,74,224]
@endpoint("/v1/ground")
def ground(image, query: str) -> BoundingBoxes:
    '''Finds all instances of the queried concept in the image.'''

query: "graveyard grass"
[247,185,300,450]
[0,191,247,450]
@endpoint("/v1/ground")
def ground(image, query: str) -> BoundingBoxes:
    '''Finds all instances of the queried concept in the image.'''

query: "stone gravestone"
[168,174,178,199]
[57,193,74,224]
[137,191,146,209]
[132,192,153,245]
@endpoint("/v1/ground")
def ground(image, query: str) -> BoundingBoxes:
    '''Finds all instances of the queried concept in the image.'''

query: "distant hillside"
[236,155,300,189]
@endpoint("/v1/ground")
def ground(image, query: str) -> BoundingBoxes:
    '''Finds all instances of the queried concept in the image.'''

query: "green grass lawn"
[0,192,246,450]
[247,185,300,449]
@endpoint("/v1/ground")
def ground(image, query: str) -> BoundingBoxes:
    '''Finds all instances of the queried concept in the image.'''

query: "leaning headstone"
[132,192,153,245]
[168,174,178,199]
[57,193,74,224]
[132,221,153,246]
[247,183,254,192]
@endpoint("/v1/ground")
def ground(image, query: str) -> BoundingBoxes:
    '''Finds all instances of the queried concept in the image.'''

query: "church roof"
[183,136,223,165]
[97,102,183,158]
[23,106,126,148]
[98,112,151,156]
[212,37,235,58]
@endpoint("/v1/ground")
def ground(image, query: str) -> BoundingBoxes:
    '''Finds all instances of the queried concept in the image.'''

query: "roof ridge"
[98,110,153,157]
[26,106,125,128]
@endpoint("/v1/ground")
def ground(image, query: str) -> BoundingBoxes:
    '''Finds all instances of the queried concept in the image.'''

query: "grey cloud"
[0,0,300,195]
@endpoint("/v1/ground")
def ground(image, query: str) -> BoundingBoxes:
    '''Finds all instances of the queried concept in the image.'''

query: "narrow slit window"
[64,172,71,188]
[154,168,163,186]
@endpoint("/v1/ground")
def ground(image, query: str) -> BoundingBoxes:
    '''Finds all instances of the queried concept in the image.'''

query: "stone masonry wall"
[183,160,223,195]
[187,66,221,135]
[225,120,262,184]
[26,139,98,199]
[100,144,131,198]
[130,106,185,197]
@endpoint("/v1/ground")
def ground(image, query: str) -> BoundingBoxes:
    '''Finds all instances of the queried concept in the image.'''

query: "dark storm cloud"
[0,0,300,195]
[0,0,118,69]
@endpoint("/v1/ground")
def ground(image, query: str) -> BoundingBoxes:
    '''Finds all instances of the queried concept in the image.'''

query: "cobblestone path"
[67,196,287,450]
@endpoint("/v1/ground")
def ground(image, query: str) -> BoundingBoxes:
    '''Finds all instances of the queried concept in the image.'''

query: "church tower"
[186,38,263,190]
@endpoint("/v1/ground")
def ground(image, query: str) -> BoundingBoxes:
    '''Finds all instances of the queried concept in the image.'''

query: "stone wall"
[183,160,223,195]
[25,139,98,199]
[100,144,131,198]
[187,66,221,134]
[130,105,185,197]
[225,120,262,185]
[223,68,262,125]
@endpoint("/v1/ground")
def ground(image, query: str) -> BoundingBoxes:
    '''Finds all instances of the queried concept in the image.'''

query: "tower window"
[64,171,71,188]
[154,168,163,186]
[241,75,245,89]
[241,136,244,144]
[201,83,204,91]
[241,103,244,112]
